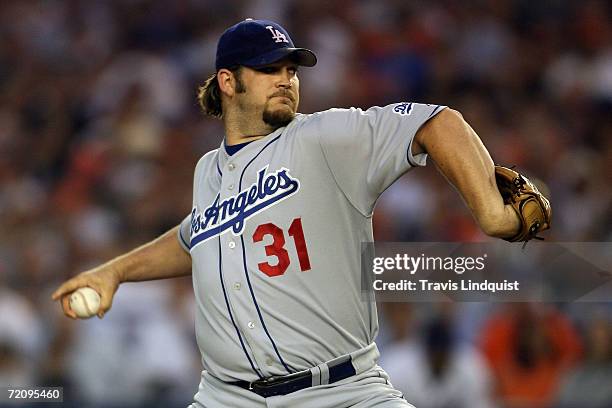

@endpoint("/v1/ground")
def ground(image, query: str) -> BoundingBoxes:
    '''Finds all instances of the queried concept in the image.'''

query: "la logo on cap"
[266,26,289,43]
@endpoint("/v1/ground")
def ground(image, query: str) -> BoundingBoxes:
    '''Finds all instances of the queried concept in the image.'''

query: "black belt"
[230,355,356,398]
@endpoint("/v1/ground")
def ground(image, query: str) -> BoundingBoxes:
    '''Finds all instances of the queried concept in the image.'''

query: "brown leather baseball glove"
[495,165,552,243]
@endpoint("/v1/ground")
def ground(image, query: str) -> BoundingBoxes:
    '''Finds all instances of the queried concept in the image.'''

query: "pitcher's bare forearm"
[114,226,192,282]
[413,109,520,238]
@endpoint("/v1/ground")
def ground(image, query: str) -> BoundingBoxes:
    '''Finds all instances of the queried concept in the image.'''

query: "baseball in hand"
[69,287,101,318]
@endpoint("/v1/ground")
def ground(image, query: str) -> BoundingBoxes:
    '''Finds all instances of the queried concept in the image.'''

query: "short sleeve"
[177,214,191,253]
[315,102,446,215]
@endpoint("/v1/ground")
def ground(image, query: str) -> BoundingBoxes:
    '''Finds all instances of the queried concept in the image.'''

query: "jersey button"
[228,183,234,190]
[265,357,274,366]
[228,241,236,249]
[228,163,235,171]
[247,321,255,329]
[233,282,241,290]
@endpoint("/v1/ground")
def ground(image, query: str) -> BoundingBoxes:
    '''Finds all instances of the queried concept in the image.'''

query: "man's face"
[233,60,300,128]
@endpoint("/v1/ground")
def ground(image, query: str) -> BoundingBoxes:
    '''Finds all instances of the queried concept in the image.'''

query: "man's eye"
[258,67,277,74]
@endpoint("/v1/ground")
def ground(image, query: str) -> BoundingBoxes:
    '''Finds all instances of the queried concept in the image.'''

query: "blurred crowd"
[0,0,610,407]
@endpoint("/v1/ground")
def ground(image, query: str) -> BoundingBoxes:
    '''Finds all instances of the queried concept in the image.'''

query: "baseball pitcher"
[53,19,550,407]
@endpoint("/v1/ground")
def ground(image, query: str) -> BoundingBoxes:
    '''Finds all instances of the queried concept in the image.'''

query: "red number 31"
[252,218,311,277]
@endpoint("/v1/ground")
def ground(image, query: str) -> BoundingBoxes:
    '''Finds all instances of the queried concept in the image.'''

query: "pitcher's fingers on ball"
[52,278,81,301]
[97,291,113,318]
[61,294,77,319]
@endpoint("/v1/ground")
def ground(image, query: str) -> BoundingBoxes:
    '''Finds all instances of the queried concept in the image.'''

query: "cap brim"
[243,47,317,68]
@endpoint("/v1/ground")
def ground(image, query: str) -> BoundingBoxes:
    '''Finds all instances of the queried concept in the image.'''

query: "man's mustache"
[269,91,295,102]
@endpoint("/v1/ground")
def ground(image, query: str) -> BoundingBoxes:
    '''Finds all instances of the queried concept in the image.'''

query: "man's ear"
[218,69,236,97]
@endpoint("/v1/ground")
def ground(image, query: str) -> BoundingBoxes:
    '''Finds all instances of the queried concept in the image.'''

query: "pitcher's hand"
[52,265,122,319]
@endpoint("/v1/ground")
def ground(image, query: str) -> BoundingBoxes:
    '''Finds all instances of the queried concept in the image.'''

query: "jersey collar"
[218,126,286,168]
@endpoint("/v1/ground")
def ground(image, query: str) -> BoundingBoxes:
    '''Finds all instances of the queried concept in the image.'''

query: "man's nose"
[277,68,294,88]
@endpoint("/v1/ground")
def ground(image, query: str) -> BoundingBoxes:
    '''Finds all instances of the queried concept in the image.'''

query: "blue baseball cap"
[215,19,317,71]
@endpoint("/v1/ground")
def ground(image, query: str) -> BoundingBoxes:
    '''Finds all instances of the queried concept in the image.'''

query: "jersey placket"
[218,152,281,377]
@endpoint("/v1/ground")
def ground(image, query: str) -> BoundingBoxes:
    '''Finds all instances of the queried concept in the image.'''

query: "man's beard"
[235,74,296,129]
[262,106,295,128]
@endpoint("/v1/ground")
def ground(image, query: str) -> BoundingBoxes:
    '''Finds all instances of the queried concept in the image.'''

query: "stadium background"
[0,1,610,407]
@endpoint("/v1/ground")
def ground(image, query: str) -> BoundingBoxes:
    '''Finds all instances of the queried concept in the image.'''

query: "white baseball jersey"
[178,102,446,382]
